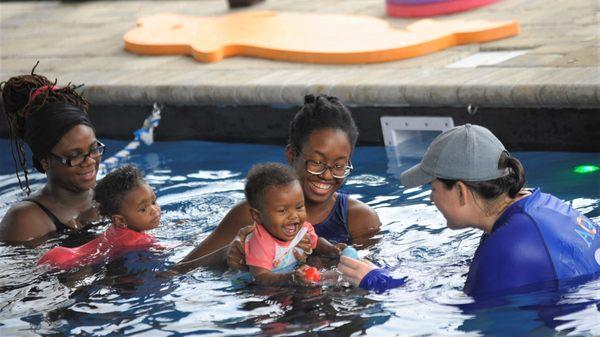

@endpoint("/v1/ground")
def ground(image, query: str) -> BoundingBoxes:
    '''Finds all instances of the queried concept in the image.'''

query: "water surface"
[0,139,598,336]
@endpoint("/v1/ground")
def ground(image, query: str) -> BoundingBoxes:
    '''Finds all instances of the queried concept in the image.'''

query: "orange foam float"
[123,11,519,64]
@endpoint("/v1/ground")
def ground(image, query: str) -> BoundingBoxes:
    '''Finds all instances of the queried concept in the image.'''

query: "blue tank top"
[464,188,600,296]
[314,192,350,244]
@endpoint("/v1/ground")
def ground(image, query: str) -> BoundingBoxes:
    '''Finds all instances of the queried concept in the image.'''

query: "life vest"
[38,225,160,271]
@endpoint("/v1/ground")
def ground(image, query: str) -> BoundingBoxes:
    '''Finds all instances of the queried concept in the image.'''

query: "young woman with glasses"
[0,68,104,243]
[175,94,381,271]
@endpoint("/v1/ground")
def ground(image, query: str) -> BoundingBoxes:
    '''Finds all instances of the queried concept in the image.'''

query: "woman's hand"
[226,225,255,270]
[337,256,377,287]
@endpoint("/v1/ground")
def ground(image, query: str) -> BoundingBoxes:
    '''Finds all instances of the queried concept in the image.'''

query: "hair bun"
[304,94,316,104]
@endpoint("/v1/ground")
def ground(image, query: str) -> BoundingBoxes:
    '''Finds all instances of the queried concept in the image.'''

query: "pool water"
[0,138,598,337]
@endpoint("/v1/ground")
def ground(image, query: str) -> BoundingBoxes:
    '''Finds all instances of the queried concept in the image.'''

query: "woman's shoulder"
[221,200,252,225]
[507,188,578,223]
[0,200,55,242]
[346,197,376,217]
[345,196,381,239]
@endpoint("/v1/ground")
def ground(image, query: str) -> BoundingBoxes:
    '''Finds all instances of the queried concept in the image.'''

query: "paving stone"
[499,54,566,67]
[0,0,598,109]
[547,47,600,67]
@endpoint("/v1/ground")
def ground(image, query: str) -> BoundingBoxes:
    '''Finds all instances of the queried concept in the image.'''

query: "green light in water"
[573,165,599,174]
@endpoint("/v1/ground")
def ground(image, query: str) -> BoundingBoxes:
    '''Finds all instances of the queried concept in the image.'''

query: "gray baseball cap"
[400,124,509,188]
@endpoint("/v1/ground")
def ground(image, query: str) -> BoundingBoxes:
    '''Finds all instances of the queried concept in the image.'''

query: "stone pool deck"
[0,0,598,151]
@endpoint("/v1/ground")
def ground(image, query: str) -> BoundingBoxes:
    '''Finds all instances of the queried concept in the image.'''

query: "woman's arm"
[346,198,381,247]
[180,201,253,262]
[337,256,406,293]
[170,244,230,274]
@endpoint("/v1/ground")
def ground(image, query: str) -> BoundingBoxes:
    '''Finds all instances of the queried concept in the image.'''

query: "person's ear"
[249,207,262,224]
[455,181,469,206]
[40,158,50,172]
[111,214,127,228]
[285,145,296,165]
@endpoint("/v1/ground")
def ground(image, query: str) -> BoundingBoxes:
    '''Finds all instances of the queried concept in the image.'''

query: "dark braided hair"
[94,165,145,218]
[288,94,359,154]
[1,62,90,194]
[244,162,299,210]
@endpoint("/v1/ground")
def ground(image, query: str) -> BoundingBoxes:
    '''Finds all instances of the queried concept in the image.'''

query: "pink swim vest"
[38,225,160,271]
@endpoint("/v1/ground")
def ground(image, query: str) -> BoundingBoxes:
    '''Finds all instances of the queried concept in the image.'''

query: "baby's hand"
[292,233,313,262]
[293,265,320,285]
[334,243,348,255]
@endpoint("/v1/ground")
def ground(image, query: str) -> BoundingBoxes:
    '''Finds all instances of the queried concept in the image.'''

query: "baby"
[39,165,162,270]
[243,162,341,285]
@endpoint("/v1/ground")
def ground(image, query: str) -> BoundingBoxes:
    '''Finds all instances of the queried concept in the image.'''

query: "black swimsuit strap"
[23,198,70,232]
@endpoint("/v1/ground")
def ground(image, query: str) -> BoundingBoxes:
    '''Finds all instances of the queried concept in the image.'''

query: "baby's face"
[118,182,161,232]
[258,181,307,242]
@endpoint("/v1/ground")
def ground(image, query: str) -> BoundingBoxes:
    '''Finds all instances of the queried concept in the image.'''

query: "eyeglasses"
[299,152,353,179]
[49,141,106,167]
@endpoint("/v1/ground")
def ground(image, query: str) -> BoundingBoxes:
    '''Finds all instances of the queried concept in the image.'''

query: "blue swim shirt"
[464,188,600,296]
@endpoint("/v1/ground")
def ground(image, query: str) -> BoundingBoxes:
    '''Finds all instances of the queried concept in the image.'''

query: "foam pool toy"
[123,11,519,64]
[342,247,360,259]
[38,226,160,271]
[387,0,503,18]
[303,266,321,282]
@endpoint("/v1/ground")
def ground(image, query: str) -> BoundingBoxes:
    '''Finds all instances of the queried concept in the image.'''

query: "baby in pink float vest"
[243,163,342,285]
[39,165,162,270]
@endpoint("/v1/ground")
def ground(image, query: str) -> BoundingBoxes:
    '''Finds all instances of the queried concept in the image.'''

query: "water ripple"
[0,140,598,337]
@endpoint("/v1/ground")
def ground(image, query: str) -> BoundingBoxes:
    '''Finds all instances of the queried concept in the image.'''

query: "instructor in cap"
[338,124,600,296]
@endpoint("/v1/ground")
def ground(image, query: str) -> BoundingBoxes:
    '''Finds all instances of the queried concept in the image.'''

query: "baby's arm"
[249,265,310,286]
[303,223,344,258]
[314,237,345,257]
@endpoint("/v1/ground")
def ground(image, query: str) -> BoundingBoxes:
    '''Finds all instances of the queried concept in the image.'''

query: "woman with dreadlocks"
[0,66,104,243]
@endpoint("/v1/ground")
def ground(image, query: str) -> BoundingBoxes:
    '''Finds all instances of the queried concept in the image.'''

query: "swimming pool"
[0,138,598,336]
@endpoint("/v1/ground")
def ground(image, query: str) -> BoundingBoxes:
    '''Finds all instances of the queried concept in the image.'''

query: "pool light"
[573,165,599,174]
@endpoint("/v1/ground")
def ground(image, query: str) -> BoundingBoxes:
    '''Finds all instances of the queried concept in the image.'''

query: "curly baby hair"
[94,165,145,218]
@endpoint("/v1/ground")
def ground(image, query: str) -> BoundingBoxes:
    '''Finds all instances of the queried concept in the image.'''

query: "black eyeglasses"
[49,141,106,167]
[299,152,353,179]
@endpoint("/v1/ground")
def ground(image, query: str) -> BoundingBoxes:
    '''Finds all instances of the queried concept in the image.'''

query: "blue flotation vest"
[464,188,600,296]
